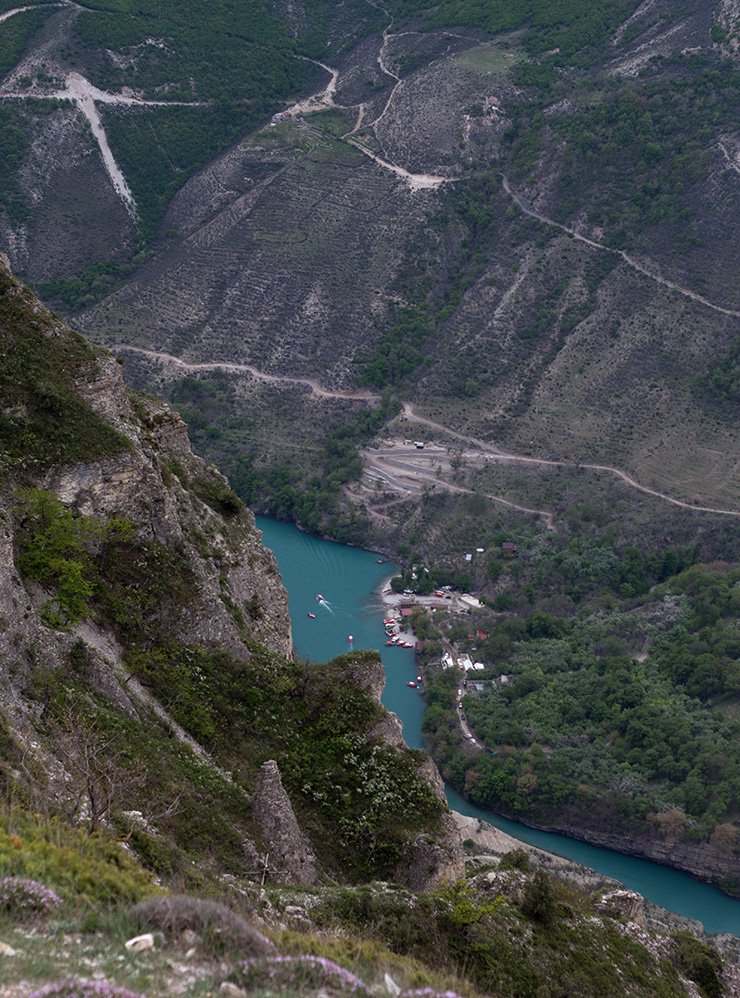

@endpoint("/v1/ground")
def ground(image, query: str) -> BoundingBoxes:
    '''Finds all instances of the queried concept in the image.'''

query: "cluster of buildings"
[441,651,486,672]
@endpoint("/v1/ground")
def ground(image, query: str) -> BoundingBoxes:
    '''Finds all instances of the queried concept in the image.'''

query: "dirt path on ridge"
[503,176,740,319]
[114,345,381,400]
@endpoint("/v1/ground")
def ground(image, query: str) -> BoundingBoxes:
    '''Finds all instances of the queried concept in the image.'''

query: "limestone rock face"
[594,889,646,927]
[0,258,290,706]
[252,760,318,884]
[397,812,466,891]
[39,356,291,660]
[0,258,291,788]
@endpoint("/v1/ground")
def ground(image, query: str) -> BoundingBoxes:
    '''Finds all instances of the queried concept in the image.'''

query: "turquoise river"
[257,517,740,937]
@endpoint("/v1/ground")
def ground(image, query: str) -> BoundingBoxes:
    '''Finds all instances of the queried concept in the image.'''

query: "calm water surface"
[257,516,740,937]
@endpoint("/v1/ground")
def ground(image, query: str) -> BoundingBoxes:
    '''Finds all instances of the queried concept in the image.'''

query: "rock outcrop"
[349,648,466,890]
[0,256,291,732]
[397,811,466,891]
[252,760,318,885]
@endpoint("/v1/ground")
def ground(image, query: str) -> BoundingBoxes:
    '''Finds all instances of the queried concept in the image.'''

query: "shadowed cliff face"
[0,253,292,678]
[0,257,467,892]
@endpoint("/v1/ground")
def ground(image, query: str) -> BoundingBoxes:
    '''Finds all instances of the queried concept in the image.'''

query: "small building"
[502,542,517,555]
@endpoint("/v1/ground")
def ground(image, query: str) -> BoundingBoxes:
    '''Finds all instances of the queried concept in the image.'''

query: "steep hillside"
[0,254,460,891]
[4,0,740,528]
[33,0,737,532]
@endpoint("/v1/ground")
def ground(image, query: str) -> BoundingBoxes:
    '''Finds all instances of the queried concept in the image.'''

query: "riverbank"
[258,516,740,935]
[454,811,740,960]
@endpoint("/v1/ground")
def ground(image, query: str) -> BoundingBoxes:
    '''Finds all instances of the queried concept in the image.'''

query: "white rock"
[124,932,155,952]
[218,983,247,997]
[384,972,401,996]
[0,941,18,956]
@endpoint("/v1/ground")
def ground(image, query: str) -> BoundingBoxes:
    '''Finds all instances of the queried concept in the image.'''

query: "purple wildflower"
[239,955,372,995]
[29,981,146,998]
[0,878,61,916]
[401,991,467,998]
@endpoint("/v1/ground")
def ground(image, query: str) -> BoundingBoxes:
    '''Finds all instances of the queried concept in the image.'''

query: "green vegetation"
[0,106,30,223]
[671,932,723,998]
[12,471,441,880]
[0,271,132,472]
[422,561,740,887]
[0,7,52,77]
[43,0,317,248]
[38,257,147,313]
[429,0,641,63]
[498,59,740,253]
[0,811,157,903]
[126,645,445,880]
[72,0,310,102]
[356,305,433,388]
[313,876,689,998]
[103,103,271,242]
[168,373,399,543]
[15,490,114,627]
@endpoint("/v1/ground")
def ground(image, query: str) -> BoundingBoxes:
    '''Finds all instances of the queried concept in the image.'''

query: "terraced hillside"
[5,0,740,530]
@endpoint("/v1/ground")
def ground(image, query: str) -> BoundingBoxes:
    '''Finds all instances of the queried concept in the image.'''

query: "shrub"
[237,954,373,996]
[671,932,723,998]
[0,877,61,918]
[29,982,145,998]
[498,848,532,872]
[0,814,157,903]
[521,870,557,925]
[128,895,273,955]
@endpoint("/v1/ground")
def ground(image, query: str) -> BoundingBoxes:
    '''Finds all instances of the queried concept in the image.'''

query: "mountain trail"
[502,176,740,319]
[113,345,381,400]
[110,345,740,520]
[400,402,740,518]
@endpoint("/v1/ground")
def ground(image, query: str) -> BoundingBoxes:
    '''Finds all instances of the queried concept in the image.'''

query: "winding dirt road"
[114,345,380,401]
[503,176,740,320]
[399,403,740,519]
[113,344,740,522]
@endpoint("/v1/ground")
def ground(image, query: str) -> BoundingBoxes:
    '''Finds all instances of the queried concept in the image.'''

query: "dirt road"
[113,345,740,522]
[503,176,740,320]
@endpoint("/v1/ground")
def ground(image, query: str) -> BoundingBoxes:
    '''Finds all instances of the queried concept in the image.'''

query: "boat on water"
[316,594,324,601]
[407,681,417,688]
[307,612,316,618]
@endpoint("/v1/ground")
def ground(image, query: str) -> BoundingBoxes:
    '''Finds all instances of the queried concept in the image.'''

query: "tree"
[653,809,686,840]
[710,823,737,857]
[521,869,557,925]
[49,708,146,833]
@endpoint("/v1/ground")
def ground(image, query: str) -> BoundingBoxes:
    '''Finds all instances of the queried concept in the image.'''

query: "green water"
[257,517,740,937]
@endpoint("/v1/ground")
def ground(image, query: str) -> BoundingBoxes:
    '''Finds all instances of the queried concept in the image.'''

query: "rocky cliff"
[0,249,292,693]
[0,255,462,891]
